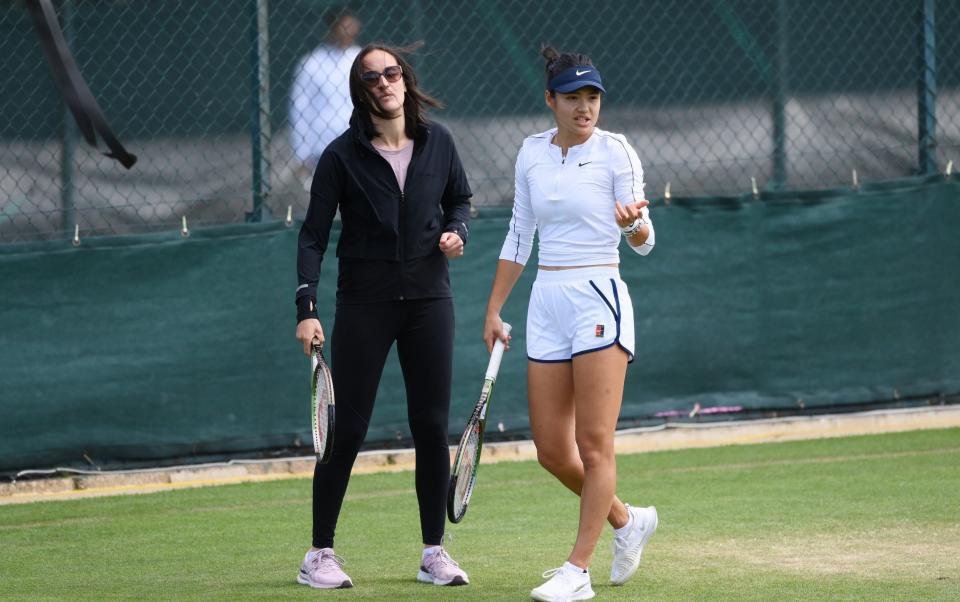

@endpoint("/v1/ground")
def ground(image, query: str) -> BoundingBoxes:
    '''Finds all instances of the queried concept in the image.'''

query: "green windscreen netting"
[3,0,958,241]
[1,177,958,473]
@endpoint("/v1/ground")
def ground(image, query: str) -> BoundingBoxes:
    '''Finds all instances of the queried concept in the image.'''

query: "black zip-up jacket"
[296,114,472,320]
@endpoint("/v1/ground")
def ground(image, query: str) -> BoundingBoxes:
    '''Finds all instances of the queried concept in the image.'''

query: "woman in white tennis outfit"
[483,46,659,601]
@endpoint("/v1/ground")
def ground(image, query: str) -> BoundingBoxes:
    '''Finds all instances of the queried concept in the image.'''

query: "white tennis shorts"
[526,266,635,363]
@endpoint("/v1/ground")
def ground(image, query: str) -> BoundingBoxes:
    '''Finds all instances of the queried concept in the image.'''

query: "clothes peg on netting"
[946,160,953,176]
[72,224,80,247]
[751,176,759,199]
[663,181,671,205]
[851,169,859,191]
[180,216,190,237]
[285,205,293,227]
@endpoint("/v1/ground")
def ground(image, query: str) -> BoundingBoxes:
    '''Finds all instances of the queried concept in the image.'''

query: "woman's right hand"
[296,318,324,356]
[483,313,511,353]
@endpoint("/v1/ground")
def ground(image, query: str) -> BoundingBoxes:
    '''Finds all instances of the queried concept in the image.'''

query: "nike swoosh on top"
[576,69,592,76]
[578,161,592,167]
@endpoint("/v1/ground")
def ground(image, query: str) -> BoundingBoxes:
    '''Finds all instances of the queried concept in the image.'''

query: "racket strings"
[314,369,332,447]
[452,424,481,515]
[312,348,334,459]
[315,368,332,406]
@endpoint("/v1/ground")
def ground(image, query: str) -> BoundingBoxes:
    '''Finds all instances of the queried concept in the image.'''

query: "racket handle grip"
[486,322,512,380]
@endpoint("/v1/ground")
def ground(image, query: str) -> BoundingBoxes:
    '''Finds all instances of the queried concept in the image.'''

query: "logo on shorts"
[595,324,605,337]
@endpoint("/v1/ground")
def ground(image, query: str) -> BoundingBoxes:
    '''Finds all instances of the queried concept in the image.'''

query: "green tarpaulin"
[1,176,958,473]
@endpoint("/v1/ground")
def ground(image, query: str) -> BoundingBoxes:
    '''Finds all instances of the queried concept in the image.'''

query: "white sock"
[563,561,588,575]
[422,546,441,560]
[614,510,634,537]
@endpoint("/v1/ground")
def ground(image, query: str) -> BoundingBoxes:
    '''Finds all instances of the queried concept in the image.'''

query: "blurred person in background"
[290,6,362,188]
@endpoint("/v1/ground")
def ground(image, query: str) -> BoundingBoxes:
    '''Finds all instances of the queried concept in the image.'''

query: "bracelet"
[620,218,642,236]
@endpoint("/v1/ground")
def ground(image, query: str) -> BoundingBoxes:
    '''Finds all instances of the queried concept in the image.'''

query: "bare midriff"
[537,263,618,271]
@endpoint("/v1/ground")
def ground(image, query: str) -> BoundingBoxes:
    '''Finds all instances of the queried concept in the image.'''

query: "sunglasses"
[360,65,403,86]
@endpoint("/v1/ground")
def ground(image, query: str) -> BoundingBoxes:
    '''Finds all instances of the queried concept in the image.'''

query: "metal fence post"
[60,0,76,237]
[771,0,789,188]
[917,0,937,175]
[248,0,271,222]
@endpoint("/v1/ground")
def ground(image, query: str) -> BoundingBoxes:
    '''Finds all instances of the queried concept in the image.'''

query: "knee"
[336,419,369,451]
[575,435,614,471]
[408,410,448,445]
[536,447,577,476]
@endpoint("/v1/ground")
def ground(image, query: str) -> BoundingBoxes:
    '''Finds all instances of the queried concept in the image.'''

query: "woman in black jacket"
[294,44,472,590]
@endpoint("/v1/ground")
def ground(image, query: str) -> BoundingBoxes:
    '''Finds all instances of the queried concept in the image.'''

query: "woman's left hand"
[614,199,649,228]
[439,232,464,259]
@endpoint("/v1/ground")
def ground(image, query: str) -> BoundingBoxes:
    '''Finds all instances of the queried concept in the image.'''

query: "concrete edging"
[2,405,958,505]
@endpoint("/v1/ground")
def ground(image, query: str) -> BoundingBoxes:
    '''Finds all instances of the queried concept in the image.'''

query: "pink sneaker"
[297,548,353,589]
[417,547,469,586]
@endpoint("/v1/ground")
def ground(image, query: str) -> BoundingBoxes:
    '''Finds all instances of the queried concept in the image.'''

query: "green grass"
[2,429,959,601]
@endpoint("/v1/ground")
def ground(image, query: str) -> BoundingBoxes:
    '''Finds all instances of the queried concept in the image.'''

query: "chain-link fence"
[2,0,958,242]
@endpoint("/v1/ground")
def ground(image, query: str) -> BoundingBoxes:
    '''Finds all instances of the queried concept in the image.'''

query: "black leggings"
[312,298,454,549]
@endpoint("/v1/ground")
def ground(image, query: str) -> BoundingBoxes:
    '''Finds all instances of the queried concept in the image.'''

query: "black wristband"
[296,296,318,323]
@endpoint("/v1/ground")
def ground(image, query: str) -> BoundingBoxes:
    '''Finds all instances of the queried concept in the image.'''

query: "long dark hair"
[349,42,442,139]
[541,44,595,95]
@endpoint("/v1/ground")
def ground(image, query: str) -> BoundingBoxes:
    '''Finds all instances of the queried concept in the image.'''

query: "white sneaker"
[610,504,658,585]
[531,561,595,601]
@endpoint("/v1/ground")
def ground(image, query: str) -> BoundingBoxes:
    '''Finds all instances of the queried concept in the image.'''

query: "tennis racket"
[310,340,335,464]
[447,322,512,523]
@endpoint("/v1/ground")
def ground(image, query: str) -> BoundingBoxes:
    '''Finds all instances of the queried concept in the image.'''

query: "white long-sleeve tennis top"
[499,127,655,267]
